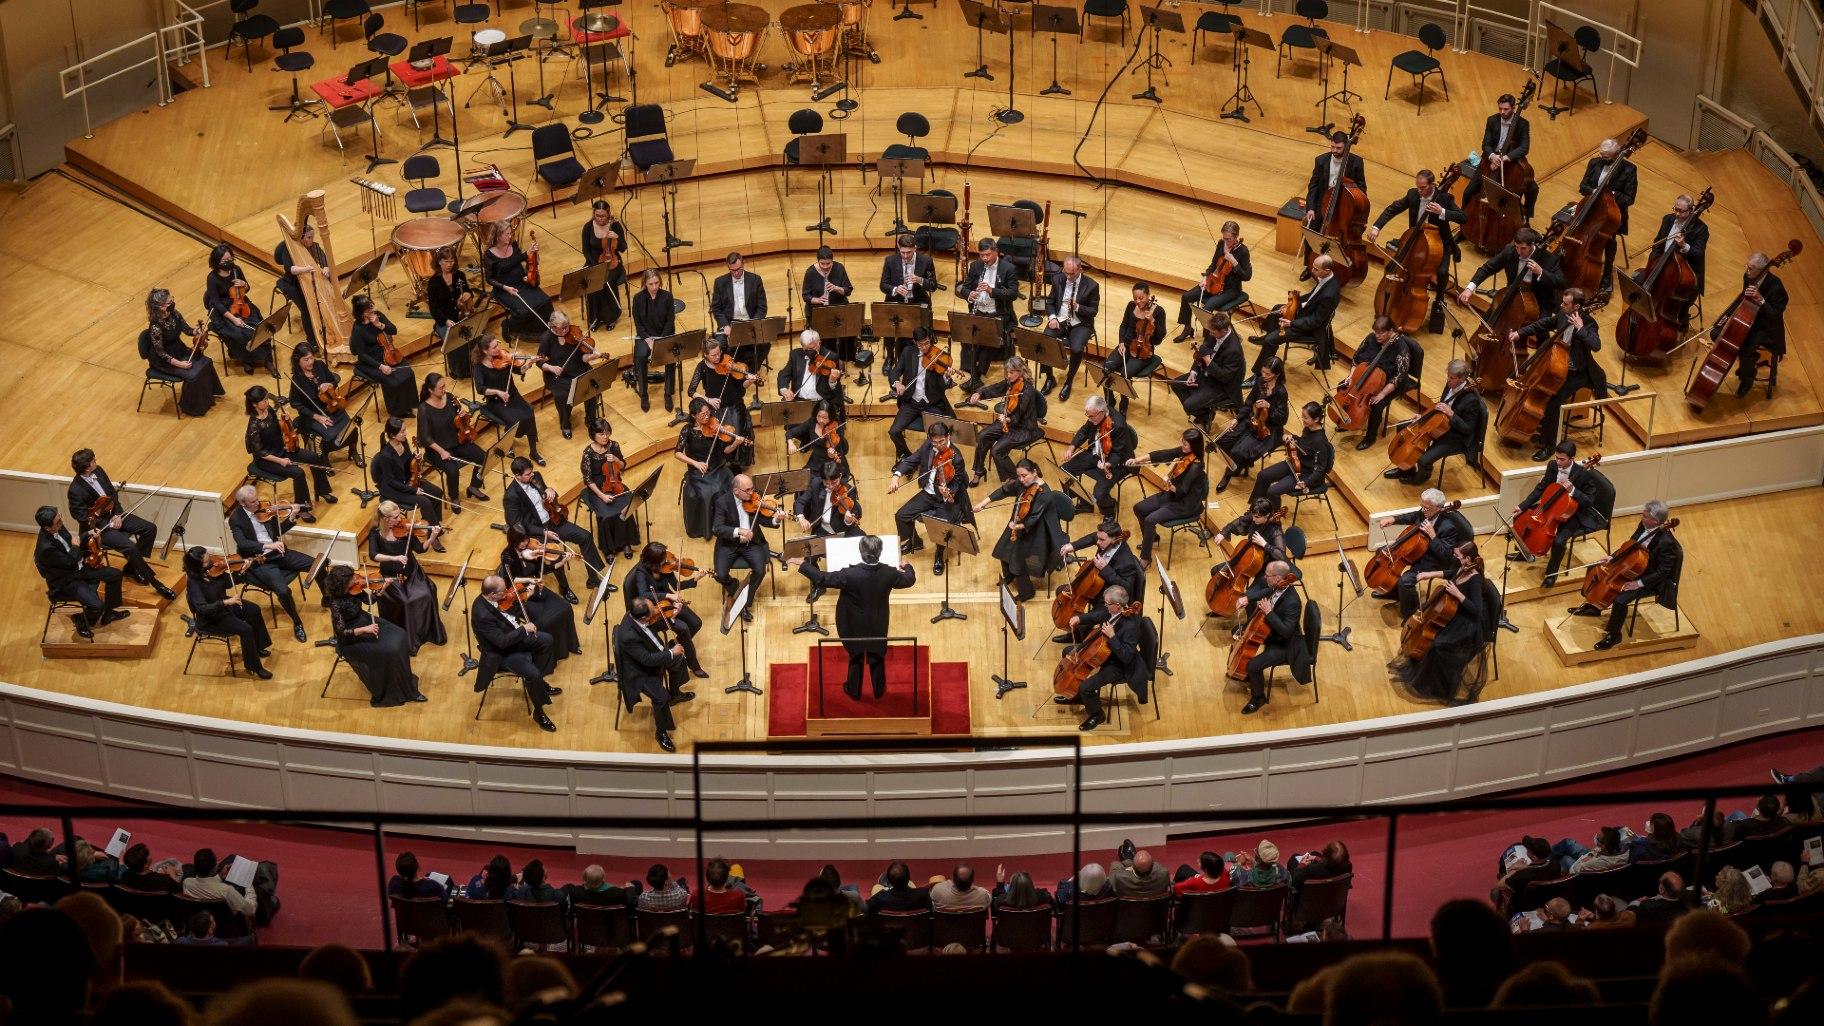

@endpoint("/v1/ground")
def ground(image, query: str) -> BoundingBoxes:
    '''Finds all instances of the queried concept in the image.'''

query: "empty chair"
[1080,0,1130,44]
[1057,897,1118,948]
[991,906,1053,951]
[270,27,319,121]
[322,0,372,48]
[1277,0,1330,78]
[1515,873,1575,913]
[1175,888,1237,937]
[1386,23,1450,114]
[573,901,634,952]
[1287,872,1353,934]
[401,155,447,215]
[1112,895,1172,944]
[227,1,281,73]
[624,103,674,173]
[1229,883,1289,941]
[1542,26,1602,115]
[884,111,931,163]
[1191,4,1240,66]
[532,123,586,215]
[698,911,752,948]
[930,907,989,951]
[783,107,824,195]
[451,896,513,944]
[637,906,693,948]
[507,900,571,952]
[364,13,408,94]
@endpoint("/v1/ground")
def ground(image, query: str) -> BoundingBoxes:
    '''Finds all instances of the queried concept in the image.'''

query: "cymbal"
[583,14,621,33]
[519,18,558,39]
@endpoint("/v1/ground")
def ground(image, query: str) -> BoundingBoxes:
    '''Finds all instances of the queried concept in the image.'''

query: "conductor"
[790,536,917,700]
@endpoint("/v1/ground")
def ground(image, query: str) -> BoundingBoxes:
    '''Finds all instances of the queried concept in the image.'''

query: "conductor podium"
[767,642,971,737]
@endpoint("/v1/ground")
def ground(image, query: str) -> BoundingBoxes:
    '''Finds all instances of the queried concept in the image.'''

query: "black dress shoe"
[1355,439,1375,452]
[71,617,94,640]
[299,512,317,523]
[467,486,490,502]
[102,608,131,626]
[691,668,710,679]
[1213,471,1233,493]
[1541,576,1558,589]
[1053,694,1080,705]
[252,668,274,680]
[933,558,945,576]
[532,453,547,467]
[1241,698,1267,715]
[562,589,580,604]
[153,582,176,600]
[741,606,754,623]
[1568,603,1601,617]
[1593,634,1621,651]
[1383,468,1408,479]
[1052,632,1073,644]
[1058,382,1073,402]
[1531,448,1551,461]
[673,690,696,704]
[1736,377,1754,398]
[560,425,573,440]
[1173,328,1194,343]
[258,649,272,658]
[320,493,338,504]
[969,471,987,487]
[546,686,563,697]
[411,693,427,702]
[293,625,308,642]
[844,686,862,700]
[1040,376,1056,396]
[808,585,826,604]
[656,731,676,753]
[534,710,557,732]
[1078,714,1104,731]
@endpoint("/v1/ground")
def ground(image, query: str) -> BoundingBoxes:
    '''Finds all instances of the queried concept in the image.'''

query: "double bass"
[1363,500,1462,593]
[1372,162,1465,333]
[1557,127,1649,295]
[1461,80,1539,253]
[1301,114,1372,290]
[1688,240,1802,410]
[1467,220,1567,394]
[1052,601,1142,699]
[1050,532,1131,630]
[1579,518,1677,610]
[1510,454,1600,557]
[1205,509,1286,617]
[1616,188,1716,361]
[1399,557,1484,661]
[1491,293,1608,447]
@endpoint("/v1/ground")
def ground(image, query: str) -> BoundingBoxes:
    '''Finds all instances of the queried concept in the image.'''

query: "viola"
[1169,451,1196,480]
[696,417,754,447]
[1128,303,1157,362]
[1557,127,1649,295]
[519,539,570,563]
[378,330,403,367]
[595,221,622,271]
[1372,162,1465,332]
[490,580,536,610]
[997,375,1027,427]
[1328,358,1392,433]
[594,447,626,496]
[1469,220,1568,394]
[317,380,347,414]
[1052,602,1142,699]
[1248,398,1272,438]
[829,478,857,518]
[1689,240,1802,410]
[656,552,706,578]
[88,494,115,523]
[1301,113,1371,289]
[278,410,301,453]
[346,570,394,596]
[456,289,479,317]
[741,492,784,520]
[229,280,253,321]
[1051,533,1130,630]
[453,401,480,444]
[1400,561,1484,661]
[1461,80,1539,253]
[1616,188,1716,361]
[83,529,106,569]
[524,229,540,288]
[1580,518,1677,610]
[1205,510,1286,617]
[1363,500,1462,594]
[1203,244,1238,295]
[253,499,310,522]
[807,351,843,381]
[1386,404,1452,472]
[933,445,960,501]
[1008,482,1040,536]
[537,487,568,528]
[1511,454,1600,557]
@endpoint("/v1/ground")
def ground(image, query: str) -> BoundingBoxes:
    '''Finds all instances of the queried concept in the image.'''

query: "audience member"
[1287,965,1338,1015]
[1708,866,1753,915]
[1513,896,1576,932]
[1492,962,1600,1007]
[206,980,358,1026]
[182,849,257,918]
[397,934,508,1022]
[865,861,931,914]
[0,894,23,926]
[92,980,193,1026]
[566,864,638,909]
[464,856,514,901]
[175,911,225,946]
[9,828,63,875]
[1569,826,1632,874]
[502,956,576,1011]
[816,864,865,914]
[1495,837,1563,899]
[1170,934,1253,992]
[404,1000,507,1026]
[298,943,372,996]
[0,906,95,1012]
[1678,811,1726,850]
[929,863,991,909]
[1633,871,1692,926]
[1744,930,1823,1005]
[1428,898,1514,1007]
[1649,957,1766,1026]
[1231,840,1289,888]
[1630,813,1682,862]
[1325,952,1442,1026]
[991,869,1053,911]
[72,840,120,884]
[1291,841,1352,889]
[1110,850,1172,898]
[636,863,690,912]
[1173,852,1231,894]
[506,859,563,908]
[1664,908,1752,966]
[388,853,447,899]
[1727,794,1790,841]
[55,891,124,996]
[119,843,182,893]
[1585,893,1636,929]
[1757,862,1797,903]
[1055,862,1113,906]
[694,857,752,914]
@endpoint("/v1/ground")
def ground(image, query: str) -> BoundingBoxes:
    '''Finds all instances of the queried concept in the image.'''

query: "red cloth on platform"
[571,14,631,45]
[390,55,457,88]
[310,77,383,109]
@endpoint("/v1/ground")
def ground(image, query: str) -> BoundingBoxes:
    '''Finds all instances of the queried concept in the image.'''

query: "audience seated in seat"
[1324,951,1442,1026]
[866,860,931,914]
[175,910,228,946]
[1679,810,1727,850]
[298,942,372,996]
[1630,813,1682,862]
[9,827,63,875]
[1585,893,1636,929]
[1727,794,1791,841]
[1569,826,1633,874]
[120,842,183,893]
[1665,908,1752,966]
[1109,849,1172,898]
[566,863,639,908]
[693,857,754,914]
[1173,851,1231,894]
[1632,871,1694,927]
[1756,862,1798,904]
[182,848,257,918]
[506,858,563,909]
[464,855,514,901]
[91,980,194,1026]
[1170,934,1253,992]
[398,934,509,1022]
[1291,840,1352,890]
[1649,956,1765,1026]
[1230,840,1290,888]
[502,955,576,1012]
[389,852,448,899]
[928,862,991,910]
[991,869,1054,911]
[1709,866,1754,915]
[637,863,690,912]
[1428,898,1514,1008]
[1492,961,1600,1006]
[1512,896,1577,932]
[1055,862,1114,906]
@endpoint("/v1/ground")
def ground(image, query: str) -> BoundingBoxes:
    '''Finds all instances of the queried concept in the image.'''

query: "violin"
[1248,398,1272,438]
[1050,532,1131,630]
[933,445,960,502]
[519,538,570,563]
[278,410,301,452]
[656,552,707,578]
[1580,519,1678,610]
[1461,80,1539,253]
[795,421,844,461]
[482,347,535,373]
[1363,500,1463,594]
[1301,113,1371,289]
[1617,187,1716,360]
[1128,303,1157,362]
[560,323,610,365]
[1400,559,1484,661]
[919,346,956,379]
[1052,602,1142,699]
[407,445,425,489]
[1373,162,1465,333]
[537,487,569,528]
[1169,451,1196,480]
[229,280,253,321]
[253,499,310,522]
[594,448,626,496]
[524,228,540,288]
[829,478,858,518]
[388,517,438,542]
[456,289,479,317]
[1557,127,1649,295]
[88,494,116,523]
[1469,220,1568,394]
[595,221,622,271]
[453,403,480,445]
[202,552,267,578]
[741,492,784,521]
[1511,454,1600,557]
[997,375,1027,426]
[1205,509,1286,617]
[706,351,758,382]
[490,579,536,610]
[1203,244,1238,295]
[696,417,754,447]
[1689,240,1802,410]
[346,570,395,596]
[807,350,843,381]
[1008,482,1040,536]
[317,380,347,414]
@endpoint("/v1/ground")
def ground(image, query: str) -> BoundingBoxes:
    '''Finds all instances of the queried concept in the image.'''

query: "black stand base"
[994,107,1025,125]
[965,65,992,81]
[456,652,479,676]
[793,610,829,635]
[1132,86,1162,104]
[895,1,922,20]
[590,666,619,684]
[1043,80,1070,96]
[353,486,380,506]
[701,81,739,103]
[993,675,1026,698]
[932,604,968,624]
[725,677,763,696]
[1322,624,1354,650]
[578,109,605,125]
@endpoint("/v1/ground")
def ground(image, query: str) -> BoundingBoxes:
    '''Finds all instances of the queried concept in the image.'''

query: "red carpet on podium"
[768,644,972,736]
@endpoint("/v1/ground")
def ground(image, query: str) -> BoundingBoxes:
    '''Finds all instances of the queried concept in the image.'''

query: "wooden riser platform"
[1547,602,1699,666]
[40,609,161,659]
[1491,536,1614,605]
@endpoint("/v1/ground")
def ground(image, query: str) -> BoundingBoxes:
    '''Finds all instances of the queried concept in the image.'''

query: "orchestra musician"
[474,335,544,466]
[1515,440,1610,589]
[973,459,1066,603]
[1054,519,1145,644]
[323,563,426,707]
[1217,497,1291,570]
[66,449,174,599]
[958,238,1019,390]
[1252,255,1341,372]
[966,354,1041,486]
[203,243,271,374]
[630,268,679,413]
[802,245,857,362]
[581,419,638,559]
[1461,94,1535,218]
[1460,226,1565,318]
[1042,256,1100,400]
[795,460,865,564]
[350,295,418,419]
[372,417,446,535]
[711,474,783,624]
[1367,169,1466,316]
[1373,488,1475,618]
[1384,359,1486,485]
[777,328,844,406]
[1172,310,1246,431]
[786,400,849,481]
[1174,220,1253,341]
[1716,251,1789,398]
[1306,130,1369,232]
[1104,283,1167,414]
[880,233,939,320]
[33,506,129,641]
[1052,585,1149,732]
[614,597,693,752]
[1348,317,1423,448]
[1125,429,1209,568]
[580,199,627,331]
[624,542,712,680]
[288,343,359,467]
[791,535,918,701]
[1390,540,1498,704]
[227,484,318,642]
[416,373,490,509]
[1509,288,1607,462]
[1647,195,1711,326]
[482,222,552,334]
[504,456,604,600]
[142,287,224,417]
[676,398,741,540]
[889,421,973,576]
[180,545,272,679]
[471,574,561,733]
[274,221,330,347]
[244,385,332,515]
[1058,395,1136,519]
[536,309,604,438]
[710,251,769,369]
[499,529,583,658]
[1568,499,1682,651]
[425,247,479,353]
[1578,138,1638,292]
[685,336,755,458]
[1234,561,1307,716]
[1252,402,1334,504]
[369,501,448,653]
[887,328,957,460]
[1213,357,1289,493]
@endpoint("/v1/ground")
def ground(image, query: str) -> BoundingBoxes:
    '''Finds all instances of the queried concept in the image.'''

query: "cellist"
[1054,519,1145,643]
[1051,585,1146,732]
[1217,498,1291,572]
[1569,499,1682,651]
[1715,251,1789,398]
[1253,256,1341,373]
[1391,540,1496,704]
[1347,317,1422,449]
[1253,402,1333,504]
[1646,194,1711,328]
[1460,226,1564,318]
[1509,288,1606,462]
[973,459,1063,603]
[1373,488,1474,618]
[1366,169,1466,320]
[1577,139,1639,292]
[1384,359,1485,485]
[1235,562,1304,716]
[1513,439,1610,589]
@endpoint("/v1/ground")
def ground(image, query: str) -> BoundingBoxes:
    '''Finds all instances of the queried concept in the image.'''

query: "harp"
[276,189,353,362]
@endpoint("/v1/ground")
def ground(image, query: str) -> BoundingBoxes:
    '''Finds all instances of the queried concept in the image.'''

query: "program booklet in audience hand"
[427,871,451,890]
[1805,836,1823,867]
[1742,864,1771,894]
[104,829,131,859]
[224,855,258,889]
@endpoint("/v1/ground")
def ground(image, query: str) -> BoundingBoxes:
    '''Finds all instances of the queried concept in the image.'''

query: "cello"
[1511,454,1599,557]
[1052,601,1141,699]
[1556,127,1649,295]
[1224,581,1292,683]
[1372,162,1465,333]
[1050,532,1130,630]
[1300,114,1372,290]
[1363,499,1462,593]
[1461,80,1538,253]
[1467,220,1567,394]
[1329,335,1410,432]
[1385,397,1454,473]
[1688,240,1802,411]
[1580,518,1677,610]
[1616,188,1715,361]
[1205,508,1286,617]
[1399,555,1484,661]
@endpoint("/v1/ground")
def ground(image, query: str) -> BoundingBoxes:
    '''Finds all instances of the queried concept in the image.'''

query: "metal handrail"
[1693,95,1824,245]
[57,1,208,139]
[1533,0,1642,105]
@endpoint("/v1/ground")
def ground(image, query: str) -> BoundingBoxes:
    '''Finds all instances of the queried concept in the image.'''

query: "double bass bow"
[1372,162,1465,333]
[1688,240,1802,410]
[1616,188,1716,361]
[1301,114,1371,290]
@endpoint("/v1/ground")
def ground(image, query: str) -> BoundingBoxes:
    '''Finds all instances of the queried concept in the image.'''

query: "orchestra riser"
[1488,534,1613,606]
[1547,602,1700,666]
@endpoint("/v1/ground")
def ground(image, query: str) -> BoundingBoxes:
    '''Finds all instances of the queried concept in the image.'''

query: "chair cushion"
[277,52,316,73]
[454,4,490,24]
[370,32,408,56]
[915,226,958,251]
[1543,58,1591,81]
[571,15,631,44]
[629,139,674,172]
[325,0,369,18]
[882,143,930,162]
[147,370,183,383]
[784,138,800,164]
[1392,50,1441,75]
[1084,0,1127,17]
[405,188,448,214]
[1196,13,1235,34]
[538,156,586,187]
[1282,25,1319,48]
[237,15,280,40]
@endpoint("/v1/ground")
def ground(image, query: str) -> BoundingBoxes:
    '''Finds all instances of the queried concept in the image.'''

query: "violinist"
[957,238,1019,391]
[1384,359,1486,484]
[180,546,273,679]
[1174,221,1252,341]
[1373,487,1474,618]
[474,335,544,466]
[1515,440,1610,589]
[1235,562,1305,716]
[1462,93,1535,217]
[1305,131,1369,230]
[790,535,917,701]
[1217,497,1291,571]
[372,417,447,535]
[274,220,331,347]
[966,354,1041,486]
[1460,226,1564,316]
[630,268,677,413]
[471,574,560,733]
[33,507,128,641]
[581,419,638,559]
[1252,255,1340,373]
[580,199,627,331]
[1349,317,1422,448]
[889,421,972,576]
[685,336,755,458]
[614,597,693,752]
[1366,169,1465,314]
[499,529,583,658]
[324,563,425,707]
[416,373,490,509]
[425,247,479,350]
[1054,519,1145,643]
[350,295,418,419]
[1568,499,1681,651]
[1577,138,1639,292]
[802,246,857,363]
[244,385,332,514]
[1390,540,1496,704]
[1059,395,1136,519]
[288,343,358,467]
[675,399,741,539]
[710,251,769,367]
[1125,429,1209,567]
[888,328,957,460]
[1509,288,1606,461]
[227,485,317,642]
[504,457,604,600]
[67,449,173,599]
[973,459,1064,603]
[142,287,224,417]
[1172,311,1246,432]
[795,460,865,555]
[1042,256,1100,399]
[482,222,552,334]
[1716,251,1789,398]
[1103,283,1167,415]
[1648,194,1711,324]
[787,401,849,481]
[203,242,271,374]
[370,500,447,653]
[880,233,939,316]
[1252,402,1334,504]
[712,474,783,623]
[777,328,844,406]
[624,542,711,680]
[1052,586,1147,732]
[1213,357,1289,494]
[536,309,604,438]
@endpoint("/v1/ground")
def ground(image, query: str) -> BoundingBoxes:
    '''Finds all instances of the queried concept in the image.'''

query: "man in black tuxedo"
[1385,359,1486,485]
[775,328,844,406]
[1253,255,1341,372]
[801,245,858,363]
[710,473,781,625]
[1570,500,1682,652]
[1057,395,1135,519]
[1645,194,1710,326]
[1304,130,1368,230]
[1577,138,1638,290]
[1042,256,1100,400]
[33,506,129,640]
[1374,489,1476,618]
[1510,288,1607,461]
[1173,311,1247,430]
[614,598,692,751]
[880,234,940,311]
[471,575,559,732]
[792,535,917,699]
[1513,440,1610,588]
[710,251,769,368]
[1050,585,1149,731]
[66,448,173,599]
[503,457,604,600]
[1716,251,1790,397]
[886,328,956,460]
[1235,562,1308,715]
[889,422,973,576]
[226,484,316,642]
[1368,169,1466,314]
[957,238,1020,390]
[1054,519,1145,644]
[1463,93,1534,216]
[1461,226,1564,313]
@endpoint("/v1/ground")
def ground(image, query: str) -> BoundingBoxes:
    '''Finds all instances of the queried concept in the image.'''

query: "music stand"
[877,157,926,237]
[782,536,831,635]
[159,497,196,562]
[560,359,620,415]
[1222,25,1271,123]
[950,311,1007,367]
[559,260,612,308]
[572,162,619,206]
[907,192,958,228]
[1154,557,1184,679]
[871,302,930,340]
[442,548,481,674]
[1132,7,1183,104]
[988,203,1039,242]
[1327,551,1363,649]
[342,57,395,174]
[341,250,391,302]
[920,516,977,623]
[1300,226,1357,272]
[645,159,696,252]
[795,132,848,235]
[407,37,455,149]
[727,315,784,376]
[1032,6,1078,96]
[1087,363,1138,401]
[442,305,492,379]
[648,328,703,409]
[1013,325,1070,382]
[957,0,1004,81]
[808,304,864,346]
[483,420,523,494]
[1309,38,1363,136]
[922,412,982,447]
[248,305,290,382]
[720,583,763,694]
[1540,22,1590,119]
[992,581,1027,697]
[619,466,663,546]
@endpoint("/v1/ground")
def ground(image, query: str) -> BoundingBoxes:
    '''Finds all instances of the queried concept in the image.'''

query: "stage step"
[40,607,162,659]
[1546,602,1698,666]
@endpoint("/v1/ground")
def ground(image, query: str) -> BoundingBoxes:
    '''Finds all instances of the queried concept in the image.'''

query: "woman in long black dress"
[1125,428,1209,567]
[369,501,448,654]
[581,418,638,559]
[417,373,490,509]
[1390,541,1496,705]
[287,342,358,467]
[203,243,270,374]
[685,335,755,458]
[536,309,603,439]
[785,400,849,480]
[350,295,418,418]
[580,199,627,330]
[482,222,551,336]
[425,248,478,377]
[622,541,710,678]
[372,416,446,532]
[244,385,332,514]
[144,287,224,417]
[182,547,272,679]
[474,335,543,465]
[322,564,425,708]
[500,531,581,658]
[1213,356,1289,493]
[630,268,677,412]
[675,398,740,539]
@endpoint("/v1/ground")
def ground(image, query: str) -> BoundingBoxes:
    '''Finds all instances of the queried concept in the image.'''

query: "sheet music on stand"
[824,534,902,570]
